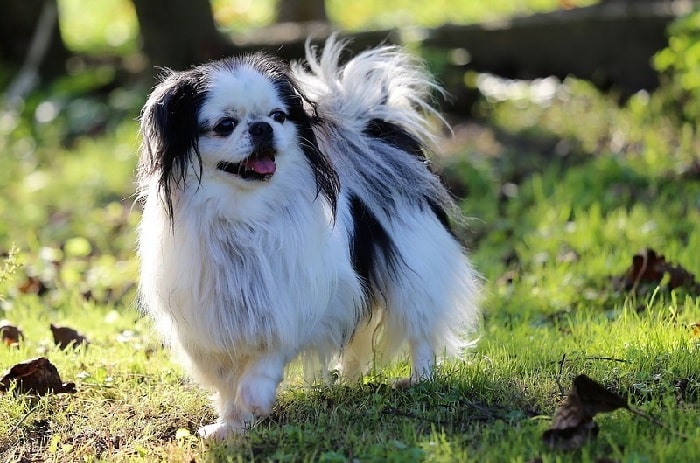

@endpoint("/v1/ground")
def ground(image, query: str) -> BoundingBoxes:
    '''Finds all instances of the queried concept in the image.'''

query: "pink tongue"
[244,157,276,175]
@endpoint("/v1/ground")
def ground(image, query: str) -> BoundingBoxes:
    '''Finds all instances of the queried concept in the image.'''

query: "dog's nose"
[248,122,272,137]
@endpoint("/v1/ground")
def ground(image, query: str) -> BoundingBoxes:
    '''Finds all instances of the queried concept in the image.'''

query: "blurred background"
[2,0,693,109]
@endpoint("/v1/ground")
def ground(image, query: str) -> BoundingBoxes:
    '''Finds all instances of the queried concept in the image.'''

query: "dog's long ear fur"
[138,69,207,222]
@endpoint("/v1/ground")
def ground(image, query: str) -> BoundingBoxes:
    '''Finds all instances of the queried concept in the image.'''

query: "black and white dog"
[137,37,480,439]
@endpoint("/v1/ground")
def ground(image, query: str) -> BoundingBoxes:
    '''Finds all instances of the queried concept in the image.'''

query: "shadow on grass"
[200,372,543,461]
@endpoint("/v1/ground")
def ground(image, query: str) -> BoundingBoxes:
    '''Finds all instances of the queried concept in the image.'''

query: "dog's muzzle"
[217,122,277,181]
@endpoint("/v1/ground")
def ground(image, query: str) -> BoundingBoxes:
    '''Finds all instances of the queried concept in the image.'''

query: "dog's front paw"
[237,372,279,417]
[197,421,247,440]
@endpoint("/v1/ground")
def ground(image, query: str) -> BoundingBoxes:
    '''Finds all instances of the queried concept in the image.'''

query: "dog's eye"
[213,118,237,136]
[270,110,286,123]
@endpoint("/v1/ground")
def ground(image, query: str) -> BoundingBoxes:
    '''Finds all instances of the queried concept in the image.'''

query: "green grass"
[1,41,699,463]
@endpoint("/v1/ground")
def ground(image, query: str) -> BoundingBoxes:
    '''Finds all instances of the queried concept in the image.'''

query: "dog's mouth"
[217,150,276,181]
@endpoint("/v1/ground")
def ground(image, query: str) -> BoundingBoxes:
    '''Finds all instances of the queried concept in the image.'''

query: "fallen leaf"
[679,160,700,180]
[0,357,76,395]
[615,248,699,295]
[497,270,517,286]
[691,323,700,338]
[0,321,24,347]
[18,275,49,296]
[574,374,629,415]
[50,324,89,350]
[543,374,628,450]
[542,415,599,451]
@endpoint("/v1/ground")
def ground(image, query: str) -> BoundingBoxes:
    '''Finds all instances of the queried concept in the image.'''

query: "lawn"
[1,3,699,463]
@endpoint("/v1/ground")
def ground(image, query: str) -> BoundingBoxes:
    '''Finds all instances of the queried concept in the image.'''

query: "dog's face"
[138,54,339,220]
[197,65,298,186]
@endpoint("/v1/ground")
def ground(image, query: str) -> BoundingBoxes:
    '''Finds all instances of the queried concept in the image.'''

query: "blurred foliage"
[210,0,276,32]
[57,0,139,54]
[439,62,699,281]
[653,9,700,127]
[56,0,597,52]
[0,57,142,306]
[326,0,597,30]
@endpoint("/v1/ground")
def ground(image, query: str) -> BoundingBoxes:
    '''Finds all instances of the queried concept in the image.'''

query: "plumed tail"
[291,37,481,375]
[291,36,447,149]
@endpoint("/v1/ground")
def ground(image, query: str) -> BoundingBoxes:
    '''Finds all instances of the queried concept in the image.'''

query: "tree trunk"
[276,0,327,23]
[0,0,69,83]
[131,0,232,71]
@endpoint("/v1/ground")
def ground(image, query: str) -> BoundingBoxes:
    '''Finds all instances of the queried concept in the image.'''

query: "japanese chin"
[136,37,480,439]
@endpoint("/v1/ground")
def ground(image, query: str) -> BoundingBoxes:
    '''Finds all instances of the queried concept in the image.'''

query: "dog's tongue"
[243,156,276,175]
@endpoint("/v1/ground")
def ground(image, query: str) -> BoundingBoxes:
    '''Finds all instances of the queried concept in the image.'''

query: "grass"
[2,9,700,462]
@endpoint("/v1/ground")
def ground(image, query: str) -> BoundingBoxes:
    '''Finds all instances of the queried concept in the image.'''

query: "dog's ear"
[138,69,206,220]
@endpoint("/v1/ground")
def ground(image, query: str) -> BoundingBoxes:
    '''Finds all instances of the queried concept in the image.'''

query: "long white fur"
[137,37,480,439]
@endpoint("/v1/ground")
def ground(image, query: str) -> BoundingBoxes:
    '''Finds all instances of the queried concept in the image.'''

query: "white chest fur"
[137,180,362,359]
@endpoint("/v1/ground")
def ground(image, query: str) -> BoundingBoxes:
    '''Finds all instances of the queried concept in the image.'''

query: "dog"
[136,37,480,439]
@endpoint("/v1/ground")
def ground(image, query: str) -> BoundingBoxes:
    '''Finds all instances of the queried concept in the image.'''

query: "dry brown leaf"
[0,357,76,395]
[574,374,629,415]
[691,323,700,338]
[616,248,699,295]
[0,321,24,347]
[50,324,89,350]
[543,374,628,450]
[18,275,49,296]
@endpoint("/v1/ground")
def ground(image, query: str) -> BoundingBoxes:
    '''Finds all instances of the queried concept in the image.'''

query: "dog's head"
[138,54,338,222]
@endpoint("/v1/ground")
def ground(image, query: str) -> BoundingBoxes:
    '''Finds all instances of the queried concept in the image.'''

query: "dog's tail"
[291,35,446,149]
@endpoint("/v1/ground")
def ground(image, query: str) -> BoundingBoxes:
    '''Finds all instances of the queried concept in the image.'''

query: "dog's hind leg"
[383,313,438,389]
[339,313,382,381]
[380,212,480,388]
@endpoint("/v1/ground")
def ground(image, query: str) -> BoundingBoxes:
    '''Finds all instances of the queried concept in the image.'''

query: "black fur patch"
[363,118,454,236]
[349,194,397,301]
[425,196,454,236]
[363,119,426,161]
[138,68,208,222]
